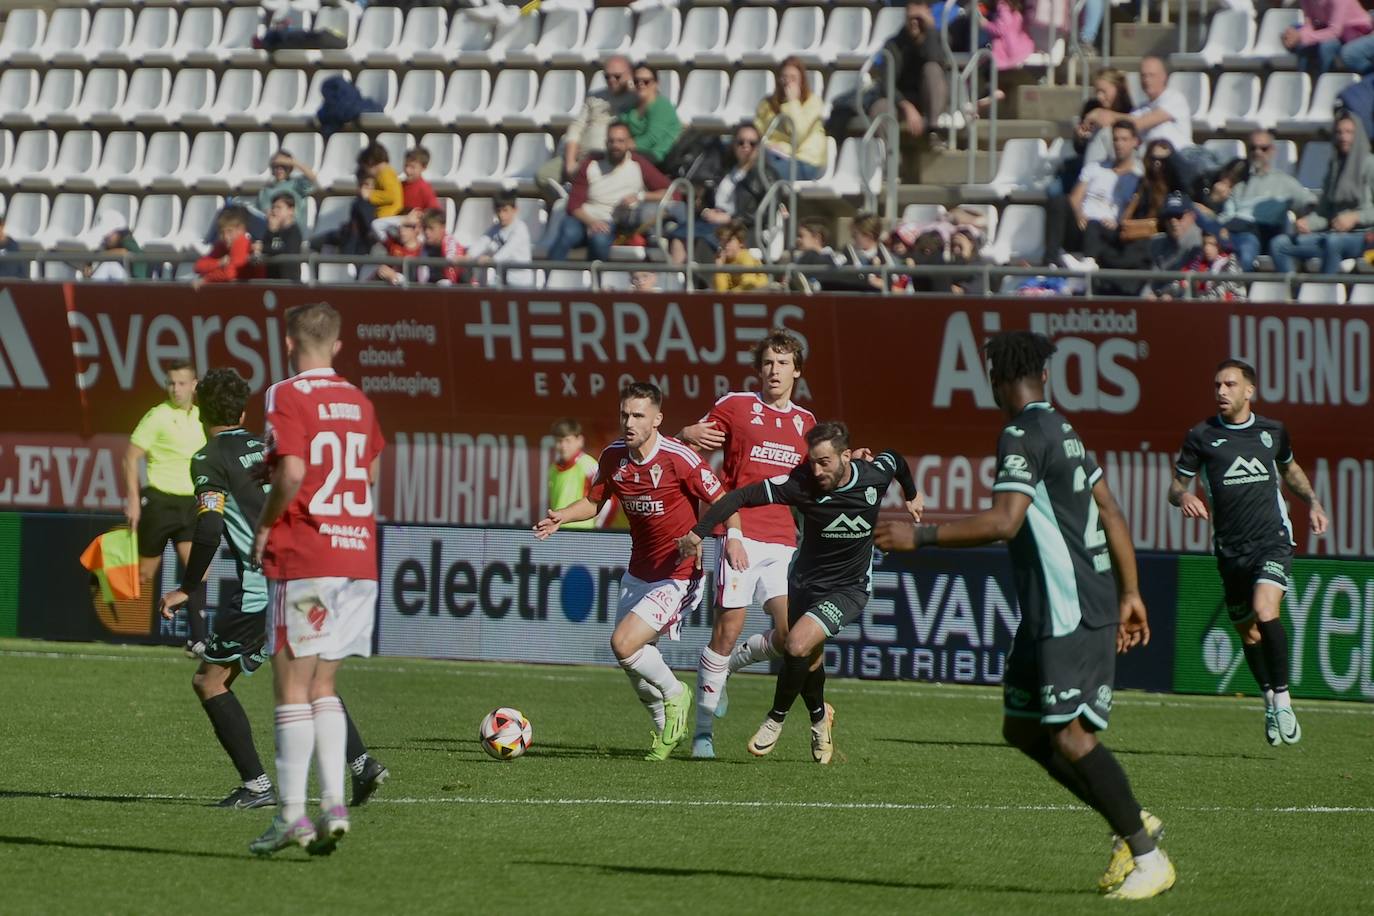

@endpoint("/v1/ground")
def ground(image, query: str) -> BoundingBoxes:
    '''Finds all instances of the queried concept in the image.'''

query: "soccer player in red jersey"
[535,381,747,761]
[676,330,815,758]
[248,302,385,856]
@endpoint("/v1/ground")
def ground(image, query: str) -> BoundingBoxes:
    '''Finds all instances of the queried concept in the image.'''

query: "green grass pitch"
[2,639,1372,915]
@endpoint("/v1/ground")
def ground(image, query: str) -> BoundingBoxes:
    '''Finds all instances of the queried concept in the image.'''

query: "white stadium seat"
[823,7,874,68]
[986,204,1046,265]
[218,6,267,67]
[631,8,683,69]
[573,7,634,64]
[138,132,192,192]
[325,6,403,66]
[461,9,539,67]
[476,132,553,195]
[107,7,178,67]
[0,10,49,69]
[160,7,223,68]
[256,69,308,129]
[716,70,776,130]
[133,194,183,253]
[1203,139,1245,164]
[1272,139,1299,177]
[86,8,137,67]
[353,69,400,122]
[1247,280,1290,302]
[964,138,1052,201]
[375,133,415,176]
[903,204,949,224]
[12,69,83,129]
[115,69,173,126]
[0,71,40,126]
[1228,72,1308,132]
[419,133,463,195]
[707,6,777,68]
[674,7,729,68]
[452,133,509,191]
[1278,73,1358,135]
[863,7,907,59]
[676,70,730,129]
[1204,73,1259,132]
[205,69,264,131]
[514,70,585,130]
[1223,8,1301,70]
[1172,9,1255,70]
[802,136,883,200]
[3,193,50,258]
[62,69,127,129]
[453,197,499,248]
[213,131,278,194]
[312,196,356,240]
[1348,283,1374,304]
[790,136,838,191]
[178,132,236,193]
[3,131,59,190]
[29,130,101,193]
[68,132,145,193]
[1298,282,1346,304]
[275,70,350,130]
[41,193,94,252]
[176,195,225,252]
[482,70,540,128]
[0,131,12,176]
[521,9,587,67]
[279,131,325,177]
[363,69,443,131]
[40,9,92,69]
[318,132,370,192]
[760,5,824,67]
[440,14,496,65]
[390,7,450,69]
[439,70,494,130]
[83,194,140,250]
[139,69,217,129]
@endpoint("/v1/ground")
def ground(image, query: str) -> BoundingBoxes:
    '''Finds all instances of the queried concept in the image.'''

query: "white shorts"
[267,577,378,661]
[618,572,704,641]
[716,536,794,610]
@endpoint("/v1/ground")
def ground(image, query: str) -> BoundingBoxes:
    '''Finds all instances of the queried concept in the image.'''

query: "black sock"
[769,653,811,722]
[801,662,827,724]
[1257,618,1291,694]
[1069,745,1153,855]
[340,697,368,768]
[201,692,265,784]
[186,580,208,642]
[1241,639,1272,694]
[1020,735,1105,815]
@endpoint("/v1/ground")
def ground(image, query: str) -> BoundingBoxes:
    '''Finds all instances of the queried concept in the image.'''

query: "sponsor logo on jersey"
[748,442,802,467]
[1057,688,1081,702]
[815,601,843,628]
[1006,687,1033,709]
[649,463,662,488]
[865,486,877,505]
[195,475,209,486]
[821,514,872,538]
[1222,455,1270,486]
[1210,438,1227,447]
[750,415,764,425]
[1261,430,1273,448]
[1001,454,1033,481]
[1094,685,1113,712]
[622,497,665,516]
[1261,560,1289,584]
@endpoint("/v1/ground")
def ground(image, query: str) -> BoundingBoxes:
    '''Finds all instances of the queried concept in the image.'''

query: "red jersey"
[702,392,815,545]
[587,434,723,581]
[261,367,385,581]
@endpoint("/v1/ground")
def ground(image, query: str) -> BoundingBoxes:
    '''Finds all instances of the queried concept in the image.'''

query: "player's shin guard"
[1257,618,1292,704]
[310,697,348,809]
[695,648,730,736]
[1070,745,1155,856]
[800,661,827,724]
[186,580,209,643]
[1241,639,1275,706]
[202,692,267,785]
[728,630,782,674]
[769,652,811,722]
[274,704,315,821]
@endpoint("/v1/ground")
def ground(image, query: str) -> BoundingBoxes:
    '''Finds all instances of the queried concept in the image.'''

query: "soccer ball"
[479,707,532,760]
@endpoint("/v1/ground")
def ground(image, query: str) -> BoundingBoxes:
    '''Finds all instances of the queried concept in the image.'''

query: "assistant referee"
[123,359,208,655]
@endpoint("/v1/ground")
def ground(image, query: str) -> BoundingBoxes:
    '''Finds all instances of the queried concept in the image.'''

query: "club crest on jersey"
[649,463,663,488]
[792,416,805,436]
[865,486,877,505]
[701,466,721,495]
[1261,431,1273,448]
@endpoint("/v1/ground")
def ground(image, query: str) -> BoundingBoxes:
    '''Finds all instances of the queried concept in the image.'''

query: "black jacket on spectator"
[0,237,28,279]
[263,225,303,281]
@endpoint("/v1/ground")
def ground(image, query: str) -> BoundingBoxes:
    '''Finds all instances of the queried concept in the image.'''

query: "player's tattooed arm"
[1280,460,1330,535]
[1168,473,1209,518]
[534,497,600,539]
[1093,478,1150,652]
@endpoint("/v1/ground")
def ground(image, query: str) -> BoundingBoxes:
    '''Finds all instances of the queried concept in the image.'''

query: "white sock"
[622,668,666,731]
[245,773,272,793]
[694,648,730,735]
[620,642,682,724]
[729,630,781,674]
[273,704,314,822]
[1273,688,1292,708]
[1134,848,1166,867]
[311,697,348,809]
[1263,688,1276,709]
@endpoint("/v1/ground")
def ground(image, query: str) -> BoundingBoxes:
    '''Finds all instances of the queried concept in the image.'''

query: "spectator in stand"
[372,211,424,286]
[418,207,466,286]
[666,124,777,265]
[1146,192,1204,297]
[256,150,317,222]
[857,2,948,144]
[630,270,661,292]
[1283,0,1374,79]
[1270,113,1374,274]
[466,193,533,287]
[402,146,439,212]
[0,215,28,279]
[794,219,842,274]
[1086,57,1199,176]
[192,209,260,289]
[948,226,988,295]
[1156,232,1246,301]
[755,57,828,182]
[84,210,149,281]
[545,123,671,262]
[1122,140,1184,224]
[1046,120,1142,268]
[846,212,893,292]
[983,0,1035,72]
[254,193,303,282]
[619,64,681,166]
[539,55,638,189]
[1055,69,1134,194]
[713,220,768,293]
[1196,131,1316,270]
[359,142,404,218]
[312,169,378,257]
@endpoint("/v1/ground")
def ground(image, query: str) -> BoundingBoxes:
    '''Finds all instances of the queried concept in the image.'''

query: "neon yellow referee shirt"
[129,401,205,497]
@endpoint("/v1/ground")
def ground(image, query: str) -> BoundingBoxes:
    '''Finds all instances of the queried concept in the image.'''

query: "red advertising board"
[0,282,1369,555]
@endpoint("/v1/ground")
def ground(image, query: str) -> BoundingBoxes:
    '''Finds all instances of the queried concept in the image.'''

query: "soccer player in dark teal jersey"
[1168,359,1329,746]
[158,368,389,809]
[877,331,1175,900]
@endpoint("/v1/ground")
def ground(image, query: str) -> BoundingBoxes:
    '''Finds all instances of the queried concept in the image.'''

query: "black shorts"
[1218,547,1293,623]
[1003,622,1116,730]
[202,567,269,674]
[788,584,869,639]
[136,487,196,557]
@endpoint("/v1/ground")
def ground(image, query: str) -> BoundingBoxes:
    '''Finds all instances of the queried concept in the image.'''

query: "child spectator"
[630,270,661,292]
[359,143,404,218]
[467,193,533,287]
[712,220,768,292]
[402,146,440,212]
[193,208,261,288]
[1159,232,1245,300]
[373,212,424,286]
[795,219,841,268]
[847,212,891,292]
[254,193,303,282]
[84,211,149,281]
[419,208,467,285]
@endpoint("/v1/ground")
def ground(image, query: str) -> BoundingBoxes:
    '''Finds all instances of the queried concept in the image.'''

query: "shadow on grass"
[0,834,304,864]
[0,790,205,806]
[876,737,1274,760]
[519,859,1088,896]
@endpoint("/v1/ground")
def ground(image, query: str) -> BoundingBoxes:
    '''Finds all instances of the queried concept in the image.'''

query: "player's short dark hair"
[165,359,195,378]
[1216,358,1256,384]
[619,381,662,408]
[551,417,583,438]
[751,328,806,373]
[286,302,341,349]
[984,331,1057,387]
[197,367,252,427]
[806,421,849,453]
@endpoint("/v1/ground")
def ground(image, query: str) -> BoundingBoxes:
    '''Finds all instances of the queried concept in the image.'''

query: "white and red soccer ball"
[479,707,532,760]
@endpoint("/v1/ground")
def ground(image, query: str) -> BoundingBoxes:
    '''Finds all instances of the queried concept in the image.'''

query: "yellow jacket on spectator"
[755,94,828,171]
[371,164,404,217]
[713,249,768,293]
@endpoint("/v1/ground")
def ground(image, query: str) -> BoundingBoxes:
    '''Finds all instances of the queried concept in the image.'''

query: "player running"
[676,329,815,759]
[677,422,921,764]
[156,368,388,811]
[534,381,747,761]
[248,303,385,856]
[1168,358,1329,746]
[877,331,1174,900]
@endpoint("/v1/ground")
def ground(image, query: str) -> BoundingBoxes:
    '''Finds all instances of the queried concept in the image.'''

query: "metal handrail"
[861,111,899,222]
[939,8,981,149]
[1069,0,1090,92]
[960,48,998,185]
[754,110,801,263]
[654,176,696,288]
[757,110,799,189]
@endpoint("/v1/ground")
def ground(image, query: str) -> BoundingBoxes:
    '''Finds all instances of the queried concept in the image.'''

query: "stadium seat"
[481,132,553,195]
[674,7,730,67]
[39,9,92,69]
[705,6,777,67]
[419,133,463,194]
[323,5,402,66]
[375,132,415,174]
[482,70,540,128]
[278,70,350,130]
[312,196,355,240]
[44,262,81,281]
[574,6,634,64]
[212,130,278,194]
[1171,9,1255,70]
[256,69,308,129]
[716,70,777,130]
[28,130,101,193]
[86,8,137,66]
[823,6,874,68]
[1223,8,1301,71]
[546,269,592,290]
[3,193,51,252]
[217,6,267,67]
[438,70,494,130]
[275,6,358,66]
[361,69,442,131]
[0,70,41,126]
[0,131,13,176]
[3,131,59,190]
[800,136,881,200]
[1247,279,1290,302]
[115,69,174,126]
[1228,72,1308,132]
[439,14,496,65]
[205,69,264,131]
[175,195,224,252]
[452,133,509,191]
[1164,71,1212,132]
[318,132,370,192]
[676,70,731,129]
[762,5,825,67]
[1296,141,1331,190]
[40,193,94,252]
[1204,73,1259,132]
[515,197,548,243]
[60,69,126,130]
[862,6,906,60]
[516,70,586,130]
[986,204,1046,264]
[453,197,499,248]
[383,7,449,68]
[353,69,400,122]
[631,7,683,68]
[1278,72,1358,135]
[70,131,145,193]
[11,69,83,129]
[106,7,178,67]
[159,6,223,68]
[82,194,140,249]
[963,138,1052,201]
[1298,282,1346,304]
[316,262,359,284]
[176,132,236,194]
[789,136,838,189]
[903,204,948,224]
[133,194,183,253]
[279,131,325,178]
[0,9,49,69]
[138,132,192,192]
[1348,282,1374,304]
[521,8,587,67]
[1272,139,1299,177]
[1203,138,1244,164]
[460,10,539,67]
[139,69,217,129]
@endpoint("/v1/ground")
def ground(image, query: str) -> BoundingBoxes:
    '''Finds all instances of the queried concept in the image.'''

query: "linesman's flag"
[80,527,141,603]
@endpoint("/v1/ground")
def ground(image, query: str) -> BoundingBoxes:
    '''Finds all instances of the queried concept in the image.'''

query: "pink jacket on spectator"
[1298,0,1373,45]
[984,2,1035,69]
